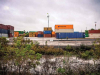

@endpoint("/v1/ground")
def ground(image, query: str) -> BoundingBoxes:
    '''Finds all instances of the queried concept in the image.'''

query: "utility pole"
[95,22,97,30]
[47,13,49,27]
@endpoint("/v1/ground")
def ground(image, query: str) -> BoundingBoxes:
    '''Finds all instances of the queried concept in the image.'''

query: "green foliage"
[91,28,94,30]
[57,67,65,74]
[66,45,72,51]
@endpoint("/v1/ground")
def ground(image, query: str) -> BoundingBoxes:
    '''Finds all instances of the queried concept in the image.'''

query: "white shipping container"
[1,33,8,37]
[55,29,74,33]
[89,33,100,38]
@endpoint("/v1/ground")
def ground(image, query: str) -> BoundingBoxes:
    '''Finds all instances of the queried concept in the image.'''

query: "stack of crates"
[43,27,52,37]
[29,31,36,37]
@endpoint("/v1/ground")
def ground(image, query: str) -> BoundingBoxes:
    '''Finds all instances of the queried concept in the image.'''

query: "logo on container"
[58,26,66,27]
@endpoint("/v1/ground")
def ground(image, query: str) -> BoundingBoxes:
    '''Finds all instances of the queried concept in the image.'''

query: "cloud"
[0,0,100,32]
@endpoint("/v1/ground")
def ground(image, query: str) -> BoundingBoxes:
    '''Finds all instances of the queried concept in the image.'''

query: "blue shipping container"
[44,31,51,34]
[38,34,43,37]
[0,29,2,33]
[56,32,85,39]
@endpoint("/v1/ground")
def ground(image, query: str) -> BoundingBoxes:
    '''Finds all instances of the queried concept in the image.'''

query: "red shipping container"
[38,31,43,34]
[52,34,56,37]
[44,34,51,37]
[89,30,100,33]
[7,25,14,30]
[0,24,3,29]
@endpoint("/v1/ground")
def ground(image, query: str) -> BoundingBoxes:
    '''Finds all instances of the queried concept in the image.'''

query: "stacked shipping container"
[55,25,85,39]
[38,31,43,37]
[14,32,19,37]
[52,32,56,37]
[0,24,8,37]
[43,27,52,37]
[29,31,36,37]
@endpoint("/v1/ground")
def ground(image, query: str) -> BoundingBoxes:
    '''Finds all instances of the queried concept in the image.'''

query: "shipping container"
[38,34,43,37]
[14,32,19,37]
[56,32,85,39]
[35,32,38,37]
[0,24,3,29]
[85,34,89,37]
[1,33,8,37]
[44,34,51,37]
[7,25,14,30]
[44,27,52,31]
[55,25,73,29]
[44,31,52,34]
[0,29,2,33]
[52,34,56,37]
[29,32,35,35]
[29,34,35,37]
[52,31,55,34]
[89,30,100,33]
[55,29,74,33]
[15,31,24,34]
[38,31,43,34]
[89,33,100,38]
[8,33,13,37]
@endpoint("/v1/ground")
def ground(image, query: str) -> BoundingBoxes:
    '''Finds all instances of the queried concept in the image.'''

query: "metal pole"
[95,22,96,30]
[47,13,49,27]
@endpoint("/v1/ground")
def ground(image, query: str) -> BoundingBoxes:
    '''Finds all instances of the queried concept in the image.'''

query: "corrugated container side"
[52,32,55,34]
[89,33,100,38]
[38,34,43,37]
[35,32,38,37]
[55,25,73,29]
[89,30,100,33]
[55,29,74,33]
[44,34,51,37]
[2,34,8,37]
[44,31,52,34]
[38,31,43,34]
[14,32,19,37]
[56,33,59,39]
[0,29,2,33]
[0,24,3,29]
[44,27,52,31]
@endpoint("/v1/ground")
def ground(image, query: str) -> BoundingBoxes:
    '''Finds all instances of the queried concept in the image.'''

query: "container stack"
[55,25,85,39]
[29,31,36,37]
[88,30,100,38]
[7,25,14,37]
[0,24,8,37]
[85,30,89,37]
[14,32,19,37]
[43,27,52,37]
[35,32,38,37]
[55,25,74,39]
[38,31,43,37]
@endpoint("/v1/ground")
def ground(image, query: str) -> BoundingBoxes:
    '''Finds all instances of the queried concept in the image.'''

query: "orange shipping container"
[55,25,73,29]
[52,32,55,34]
[14,32,19,37]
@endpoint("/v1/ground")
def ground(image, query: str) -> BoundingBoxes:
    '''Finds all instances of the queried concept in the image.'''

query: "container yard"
[0,24,100,40]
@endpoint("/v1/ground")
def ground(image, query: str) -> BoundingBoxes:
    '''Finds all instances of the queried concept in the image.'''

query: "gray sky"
[0,0,100,32]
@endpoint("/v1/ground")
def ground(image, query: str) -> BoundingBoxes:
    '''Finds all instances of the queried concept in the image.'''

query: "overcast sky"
[0,0,100,32]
